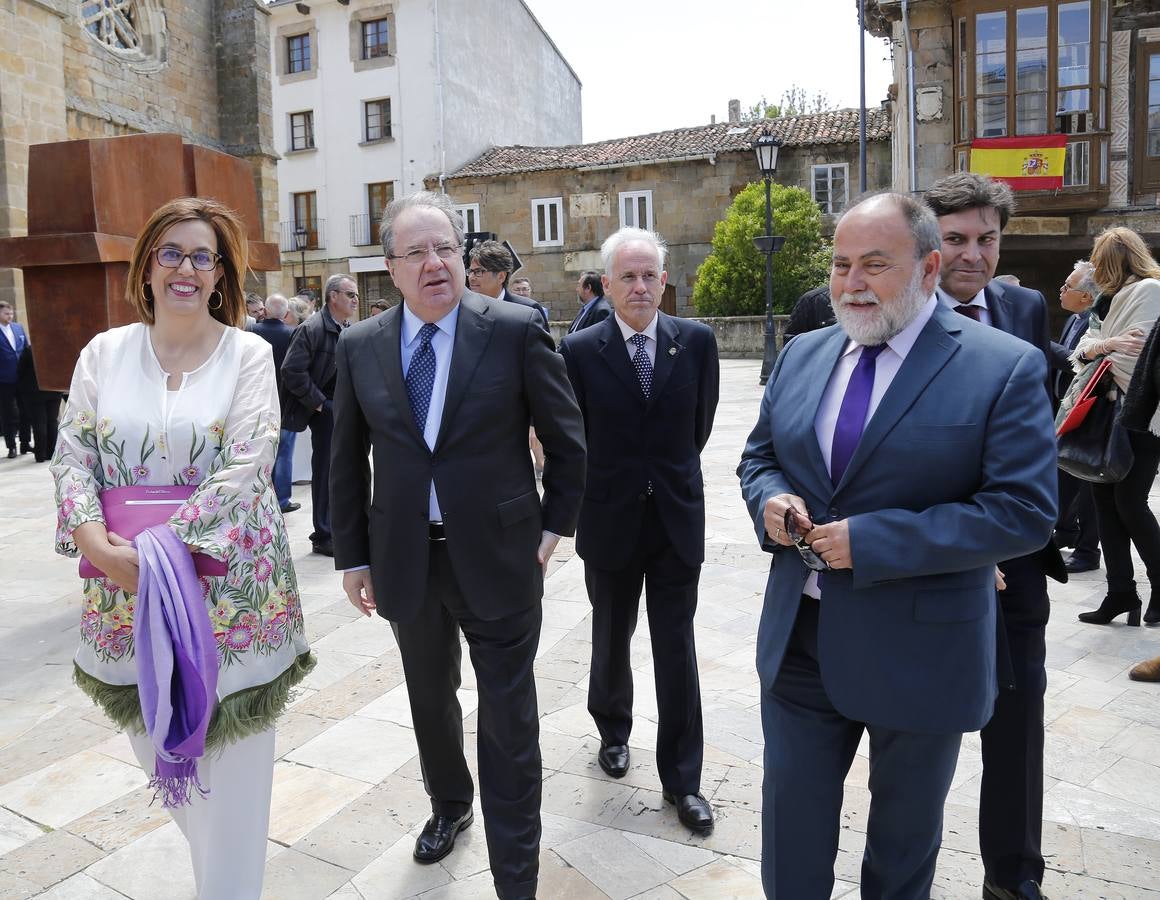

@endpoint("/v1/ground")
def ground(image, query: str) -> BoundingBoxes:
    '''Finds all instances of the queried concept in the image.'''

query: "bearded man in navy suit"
[926,172,1066,900]
[739,193,1057,899]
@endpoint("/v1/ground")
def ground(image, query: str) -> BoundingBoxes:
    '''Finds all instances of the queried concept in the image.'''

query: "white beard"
[833,266,930,346]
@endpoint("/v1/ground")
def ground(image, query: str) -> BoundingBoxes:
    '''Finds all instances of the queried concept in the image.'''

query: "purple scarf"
[134,525,219,807]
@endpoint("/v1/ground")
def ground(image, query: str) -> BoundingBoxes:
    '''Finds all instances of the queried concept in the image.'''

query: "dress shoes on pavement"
[662,790,713,833]
[311,539,334,557]
[1064,553,1100,574]
[983,879,1048,900]
[413,810,473,863]
[597,743,629,778]
[281,501,301,513]
[1129,656,1160,682]
[5,448,14,459]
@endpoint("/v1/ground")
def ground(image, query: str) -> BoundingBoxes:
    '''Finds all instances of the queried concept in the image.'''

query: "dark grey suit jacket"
[329,290,586,623]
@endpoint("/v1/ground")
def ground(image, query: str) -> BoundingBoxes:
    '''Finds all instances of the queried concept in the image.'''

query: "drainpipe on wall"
[434,0,447,191]
[901,0,917,193]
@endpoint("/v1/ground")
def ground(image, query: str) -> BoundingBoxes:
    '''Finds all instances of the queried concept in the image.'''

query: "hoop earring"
[141,284,153,303]
[208,290,223,310]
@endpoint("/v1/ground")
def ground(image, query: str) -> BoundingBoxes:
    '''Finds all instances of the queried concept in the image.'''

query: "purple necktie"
[830,344,886,485]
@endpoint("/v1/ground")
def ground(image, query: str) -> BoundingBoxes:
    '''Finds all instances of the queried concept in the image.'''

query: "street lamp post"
[293,225,308,291]
[752,129,784,385]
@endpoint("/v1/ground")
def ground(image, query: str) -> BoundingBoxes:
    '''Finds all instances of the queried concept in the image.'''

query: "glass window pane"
[1058,2,1090,90]
[1017,93,1048,134]
[637,197,648,227]
[977,52,1007,94]
[1058,88,1090,114]
[1016,7,1047,50]
[1151,54,1160,80]
[976,12,1005,53]
[549,204,559,241]
[978,97,1007,136]
[536,204,546,241]
[1016,48,1047,91]
[1148,131,1160,158]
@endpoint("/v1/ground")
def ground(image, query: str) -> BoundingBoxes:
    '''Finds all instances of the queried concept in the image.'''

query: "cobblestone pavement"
[1,358,1159,899]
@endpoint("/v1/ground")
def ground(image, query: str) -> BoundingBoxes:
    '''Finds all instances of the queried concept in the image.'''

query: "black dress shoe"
[311,539,334,557]
[597,743,629,778]
[413,810,473,863]
[983,879,1047,900]
[281,501,301,513]
[1064,554,1100,573]
[662,790,713,833]
[5,448,14,459]
[19,444,31,455]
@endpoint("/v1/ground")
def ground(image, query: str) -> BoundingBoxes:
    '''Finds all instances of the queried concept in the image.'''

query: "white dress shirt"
[401,302,459,522]
[804,295,938,597]
[938,287,990,326]
[613,310,658,365]
[0,322,16,351]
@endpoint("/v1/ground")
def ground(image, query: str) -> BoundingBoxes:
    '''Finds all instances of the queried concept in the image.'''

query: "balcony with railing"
[279,219,326,253]
[349,214,382,248]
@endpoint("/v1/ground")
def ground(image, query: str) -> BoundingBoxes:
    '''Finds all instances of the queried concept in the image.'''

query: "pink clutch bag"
[78,485,228,579]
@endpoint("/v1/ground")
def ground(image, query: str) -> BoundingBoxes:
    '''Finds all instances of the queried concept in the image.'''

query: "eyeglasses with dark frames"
[389,244,462,264]
[784,507,829,571]
[153,247,221,271]
[341,290,360,300]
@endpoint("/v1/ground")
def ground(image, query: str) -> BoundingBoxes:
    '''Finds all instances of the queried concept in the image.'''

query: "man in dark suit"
[738,193,1058,898]
[250,294,300,513]
[467,240,550,329]
[0,300,31,459]
[926,172,1065,900]
[783,284,835,343]
[281,274,359,555]
[331,191,586,900]
[568,270,613,334]
[1049,262,1101,573]
[560,228,719,833]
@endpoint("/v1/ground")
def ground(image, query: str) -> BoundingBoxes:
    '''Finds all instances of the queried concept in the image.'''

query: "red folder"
[1057,358,1114,437]
[78,485,228,579]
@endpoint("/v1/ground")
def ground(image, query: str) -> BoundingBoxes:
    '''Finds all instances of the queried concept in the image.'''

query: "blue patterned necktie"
[830,344,886,485]
[630,333,652,399]
[406,323,439,432]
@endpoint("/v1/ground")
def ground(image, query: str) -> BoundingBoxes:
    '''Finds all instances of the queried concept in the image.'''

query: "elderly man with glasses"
[738,192,1058,900]
[329,190,585,900]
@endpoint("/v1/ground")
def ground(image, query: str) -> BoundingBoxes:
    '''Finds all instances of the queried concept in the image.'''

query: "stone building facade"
[866,0,1160,320]
[0,0,279,319]
[431,108,892,320]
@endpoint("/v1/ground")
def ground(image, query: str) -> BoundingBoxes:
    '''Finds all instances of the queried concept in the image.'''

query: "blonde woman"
[1072,227,1160,629]
[51,197,314,898]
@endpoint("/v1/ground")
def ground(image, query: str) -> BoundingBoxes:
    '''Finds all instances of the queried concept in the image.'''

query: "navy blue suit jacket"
[0,322,28,385]
[249,318,294,390]
[568,296,613,334]
[561,312,719,570]
[738,304,1058,734]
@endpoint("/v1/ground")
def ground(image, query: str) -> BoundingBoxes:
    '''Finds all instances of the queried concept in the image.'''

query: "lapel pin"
[668,347,678,357]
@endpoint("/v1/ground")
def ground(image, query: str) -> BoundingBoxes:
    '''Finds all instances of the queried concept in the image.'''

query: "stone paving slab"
[1,359,1159,898]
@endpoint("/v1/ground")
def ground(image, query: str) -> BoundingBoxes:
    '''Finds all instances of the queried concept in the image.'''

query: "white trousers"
[128,726,275,900]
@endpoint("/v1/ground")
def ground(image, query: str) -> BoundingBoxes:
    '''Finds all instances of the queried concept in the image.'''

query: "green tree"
[744,85,835,121]
[692,182,831,318]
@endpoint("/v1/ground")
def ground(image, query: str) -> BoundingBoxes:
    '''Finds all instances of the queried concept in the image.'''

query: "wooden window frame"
[1135,40,1160,194]
[289,111,314,152]
[286,33,311,74]
[292,191,319,250]
[361,18,390,59]
[363,98,391,142]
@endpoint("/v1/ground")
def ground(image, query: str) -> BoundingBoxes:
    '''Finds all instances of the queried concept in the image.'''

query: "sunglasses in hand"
[784,507,829,571]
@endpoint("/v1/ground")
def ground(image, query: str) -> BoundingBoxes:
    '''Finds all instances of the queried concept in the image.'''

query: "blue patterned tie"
[630,333,652,399]
[406,323,439,432]
[830,344,886,485]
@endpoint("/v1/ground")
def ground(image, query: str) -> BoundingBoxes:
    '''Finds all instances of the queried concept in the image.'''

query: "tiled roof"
[448,107,891,179]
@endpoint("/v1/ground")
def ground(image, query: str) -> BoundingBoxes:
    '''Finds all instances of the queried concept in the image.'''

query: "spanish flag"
[969,135,1069,191]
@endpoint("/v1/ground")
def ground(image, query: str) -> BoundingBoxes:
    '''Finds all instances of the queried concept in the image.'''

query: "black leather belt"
[428,521,446,541]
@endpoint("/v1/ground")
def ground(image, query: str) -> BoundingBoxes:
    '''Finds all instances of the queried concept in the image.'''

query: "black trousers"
[0,382,28,451]
[584,498,704,795]
[308,403,333,543]
[979,554,1049,888]
[390,542,541,900]
[1091,429,1160,596]
[1057,469,1100,561]
[21,391,62,462]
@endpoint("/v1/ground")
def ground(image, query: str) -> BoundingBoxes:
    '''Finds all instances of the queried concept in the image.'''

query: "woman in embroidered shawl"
[1071,227,1160,633]
[51,198,314,898]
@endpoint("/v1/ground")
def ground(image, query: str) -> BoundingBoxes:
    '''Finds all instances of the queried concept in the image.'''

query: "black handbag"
[1057,379,1134,483]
